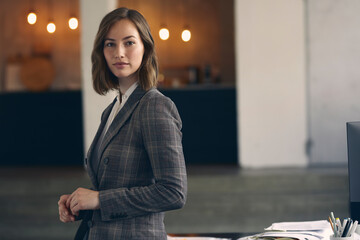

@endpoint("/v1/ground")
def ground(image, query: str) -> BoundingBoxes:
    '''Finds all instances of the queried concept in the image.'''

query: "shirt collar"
[116,81,138,103]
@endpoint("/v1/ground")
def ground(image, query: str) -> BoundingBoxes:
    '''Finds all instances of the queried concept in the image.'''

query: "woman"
[58,7,187,240]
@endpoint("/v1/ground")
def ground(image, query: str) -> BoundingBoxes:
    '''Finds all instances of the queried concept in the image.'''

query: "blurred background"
[0,0,359,239]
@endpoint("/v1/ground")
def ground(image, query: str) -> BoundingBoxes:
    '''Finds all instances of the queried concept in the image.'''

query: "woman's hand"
[66,187,100,217]
[58,194,76,223]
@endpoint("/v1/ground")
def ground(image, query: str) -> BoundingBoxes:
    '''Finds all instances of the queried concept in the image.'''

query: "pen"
[330,212,337,236]
[342,219,347,230]
[347,220,358,237]
[331,212,336,223]
[329,216,335,232]
[341,218,348,237]
[336,218,342,237]
[342,219,352,237]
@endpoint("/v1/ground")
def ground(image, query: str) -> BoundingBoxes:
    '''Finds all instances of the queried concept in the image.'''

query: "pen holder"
[330,235,354,240]
[356,225,360,235]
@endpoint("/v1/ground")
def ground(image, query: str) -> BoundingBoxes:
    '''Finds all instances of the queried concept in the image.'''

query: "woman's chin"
[114,71,138,81]
[114,73,131,79]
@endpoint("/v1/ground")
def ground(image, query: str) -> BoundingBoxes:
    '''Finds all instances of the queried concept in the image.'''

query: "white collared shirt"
[103,81,138,135]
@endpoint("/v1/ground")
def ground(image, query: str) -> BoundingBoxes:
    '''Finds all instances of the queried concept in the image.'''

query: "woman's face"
[103,19,145,82]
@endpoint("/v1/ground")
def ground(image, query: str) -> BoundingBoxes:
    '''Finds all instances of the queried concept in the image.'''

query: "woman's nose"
[115,45,125,59]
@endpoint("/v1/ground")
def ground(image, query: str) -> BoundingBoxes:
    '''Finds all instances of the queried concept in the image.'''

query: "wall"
[118,0,235,85]
[235,0,307,168]
[0,0,81,92]
[307,0,360,165]
[80,0,117,154]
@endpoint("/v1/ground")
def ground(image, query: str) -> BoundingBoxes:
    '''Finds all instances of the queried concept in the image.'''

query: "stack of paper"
[265,220,331,231]
[167,236,230,240]
[238,220,336,240]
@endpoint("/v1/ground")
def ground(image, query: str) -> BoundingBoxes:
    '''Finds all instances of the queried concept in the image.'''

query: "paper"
[265,220,331,231]
[257,231,326,240]
[167,236,230,240]
[237,231,325,240]
[238,220,335,240]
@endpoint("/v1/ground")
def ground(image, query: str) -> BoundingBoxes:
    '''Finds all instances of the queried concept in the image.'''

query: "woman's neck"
[118,74,138,95]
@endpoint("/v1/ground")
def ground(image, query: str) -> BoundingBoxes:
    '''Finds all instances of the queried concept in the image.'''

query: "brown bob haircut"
[91,7,158,95]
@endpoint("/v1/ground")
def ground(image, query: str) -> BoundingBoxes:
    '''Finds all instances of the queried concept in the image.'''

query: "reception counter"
[0,85,237,165]
[160,85,237,165]
[0,90,84,165]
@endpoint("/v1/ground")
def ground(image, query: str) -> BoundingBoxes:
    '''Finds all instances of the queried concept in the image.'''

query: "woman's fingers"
[58,194,75,222]
[59,212,75,222]
[59,194,70,203]
[59,207,75,222]
[60,206,71,217]
[59,196,70,213]
[71,202,81,216]
[70,201,79,216]
[69,192,79,214]
[66,193,73,208]
[58,195,69,214]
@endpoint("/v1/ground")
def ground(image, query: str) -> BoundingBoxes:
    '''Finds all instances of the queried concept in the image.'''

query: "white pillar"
[80,0,117,154]
[234,0,308,168]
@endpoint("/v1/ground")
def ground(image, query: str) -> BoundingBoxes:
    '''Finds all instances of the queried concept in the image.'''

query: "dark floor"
[0,165,349,240]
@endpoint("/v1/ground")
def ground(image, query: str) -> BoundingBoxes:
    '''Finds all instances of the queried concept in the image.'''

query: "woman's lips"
[113,62,129,69]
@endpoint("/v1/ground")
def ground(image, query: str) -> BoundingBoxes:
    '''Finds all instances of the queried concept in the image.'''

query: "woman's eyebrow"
[122,35,136,40]
[104,35,136,42]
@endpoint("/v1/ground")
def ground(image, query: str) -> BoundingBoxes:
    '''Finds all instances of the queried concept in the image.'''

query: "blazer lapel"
[97,86,147,175]
[86,98,117,189]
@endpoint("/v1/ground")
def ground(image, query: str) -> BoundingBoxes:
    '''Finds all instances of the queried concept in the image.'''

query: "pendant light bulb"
[181,29,191,42]
[159,28,170,40]
[47,21,56,33]
[27,11,37,25]
[68,17,79,30]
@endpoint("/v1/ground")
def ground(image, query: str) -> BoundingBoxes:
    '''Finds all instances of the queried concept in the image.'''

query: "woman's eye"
[125,41,135,46]
[105,42,114,47]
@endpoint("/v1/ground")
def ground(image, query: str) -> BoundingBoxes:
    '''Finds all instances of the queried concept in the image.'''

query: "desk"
[0,90,83,165]
[169,232,255,240]
[160,86,237,164]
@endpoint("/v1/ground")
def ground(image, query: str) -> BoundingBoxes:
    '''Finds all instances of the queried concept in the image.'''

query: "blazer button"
[87,220,93,228]
[103,157,109,165]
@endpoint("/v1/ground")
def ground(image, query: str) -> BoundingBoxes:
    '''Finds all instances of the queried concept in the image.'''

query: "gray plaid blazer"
[79,86,187,240]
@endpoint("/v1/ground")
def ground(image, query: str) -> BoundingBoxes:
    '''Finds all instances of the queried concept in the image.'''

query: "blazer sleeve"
[98,94,187,221]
